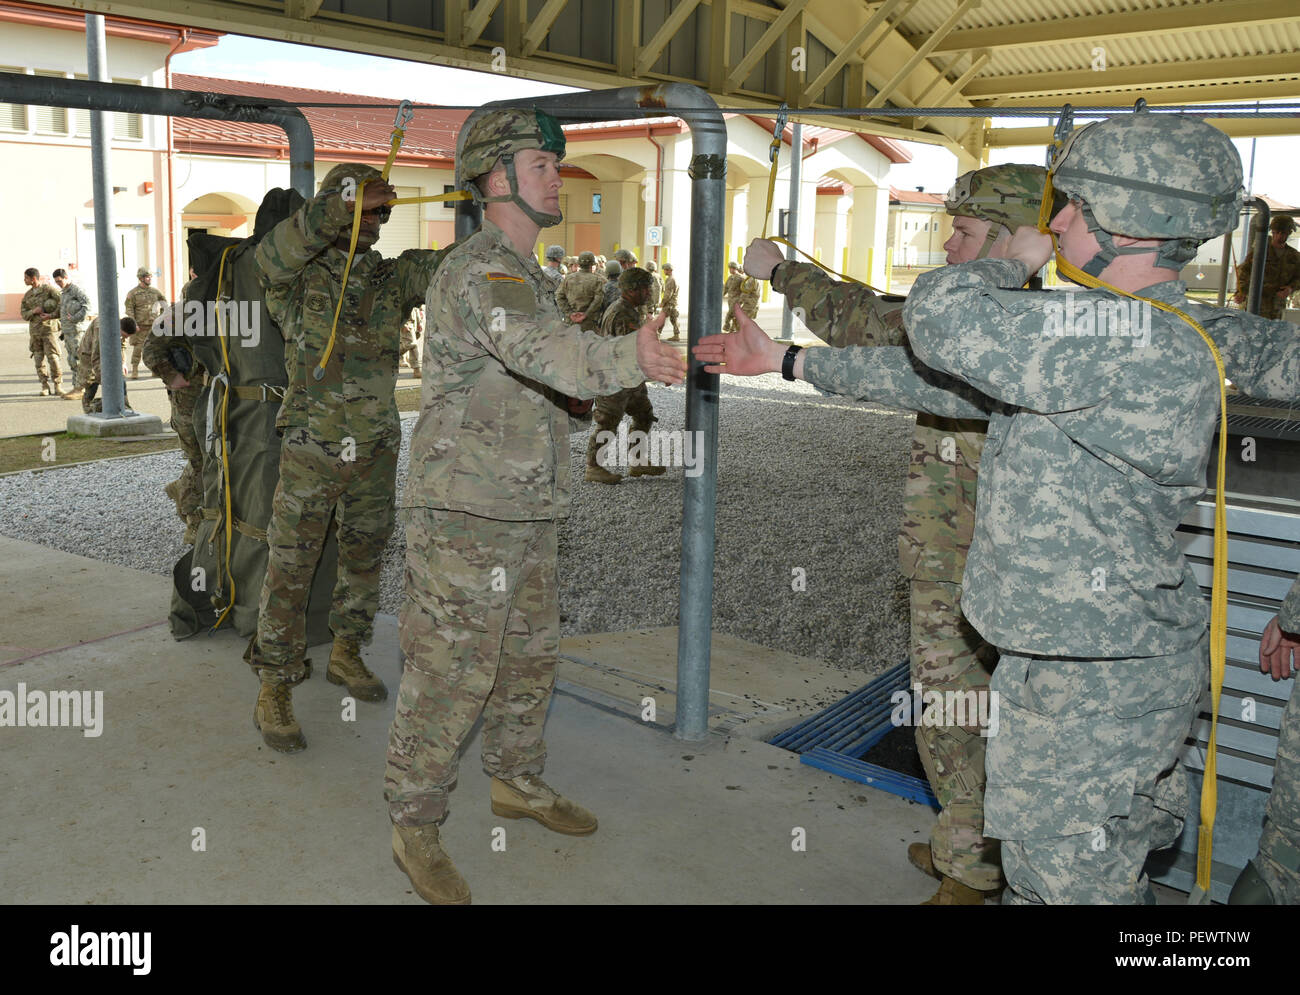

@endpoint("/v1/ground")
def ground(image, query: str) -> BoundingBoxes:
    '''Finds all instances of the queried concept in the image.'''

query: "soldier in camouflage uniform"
[749,163,1052,904]
[246,162,450,753]
[1234,214,1300,320]
[123,267,165,379]
[722,262,743,331]
[736,271,760,321]
[1231,576,1300,904]
[703,110,1300,904]
[540,243,566,294]
[20,268,65,397]
[385,106,685,905]
[601,258,622,312]
[645,260,663,311]
[143,293,207,544]
[661,263,681,340]
[584,267,666,485]
[399,304,424,377]
[556,250,606,331]
[78,316,133,413]
[52,268,91,394]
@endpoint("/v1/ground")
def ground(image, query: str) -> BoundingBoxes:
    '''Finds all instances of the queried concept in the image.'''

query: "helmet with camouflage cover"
[613,248,637,265]
[945,164,1062,259]
[136,266,151,279]
[546,244,565,261]
[577,250,596,268]
[1048,108,1243,275]
[457,106,567,228]
[318,162,383,199]
[605,260,621,279]
[618,267,653,292]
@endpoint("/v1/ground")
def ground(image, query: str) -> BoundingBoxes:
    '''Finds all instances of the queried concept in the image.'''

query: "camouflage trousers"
[910,579,1002,891]
[722,301,738,332]
[249,429,398,684]
[1255,677,1300,903]
[399,326,421,372]
[29,328,62,390]
[586,385,654,466]
[985,637,1205,904]
[168,384,205,528]
[61,320,88,384]
[80,379,128,414]
[661,306,680,337]
[385,508,558,826]
[127,329,148,372]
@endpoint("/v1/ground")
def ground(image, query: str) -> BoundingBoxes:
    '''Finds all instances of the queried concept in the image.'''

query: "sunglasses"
[363,205,392,223]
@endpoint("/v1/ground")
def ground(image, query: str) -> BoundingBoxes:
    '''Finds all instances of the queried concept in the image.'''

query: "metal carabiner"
[393,99,414,132]
[770,102,789,162]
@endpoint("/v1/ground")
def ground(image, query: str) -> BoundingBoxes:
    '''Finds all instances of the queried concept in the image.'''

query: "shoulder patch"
[485,272,526,283]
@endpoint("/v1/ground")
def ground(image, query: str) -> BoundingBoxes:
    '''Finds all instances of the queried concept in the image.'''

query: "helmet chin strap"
[473,154,564,229]
[1074,200,1158,278]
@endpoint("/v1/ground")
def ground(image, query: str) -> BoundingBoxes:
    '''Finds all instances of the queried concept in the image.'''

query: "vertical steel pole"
[780,122,801,341]
[87,14,124,416]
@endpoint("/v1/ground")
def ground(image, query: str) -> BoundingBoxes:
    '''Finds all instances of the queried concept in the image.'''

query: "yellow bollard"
[884,248,894,292]
[864,247,871,283]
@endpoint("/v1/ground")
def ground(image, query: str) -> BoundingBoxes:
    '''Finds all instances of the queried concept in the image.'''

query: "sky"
[175,35,1300,207]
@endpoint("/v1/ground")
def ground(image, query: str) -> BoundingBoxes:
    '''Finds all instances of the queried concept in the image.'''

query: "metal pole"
[87,15,124,417]
[457,86,726,740]
[0,72,315,200]
[780,122,801,341]
[1216,231,1232,308]
[1248,197,1270,315]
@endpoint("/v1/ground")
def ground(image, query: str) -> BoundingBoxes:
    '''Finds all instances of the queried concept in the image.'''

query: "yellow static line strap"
[768,236,891,297]
[212,244,238,631]
[1049,232,1229,900]
[386,191,473,206]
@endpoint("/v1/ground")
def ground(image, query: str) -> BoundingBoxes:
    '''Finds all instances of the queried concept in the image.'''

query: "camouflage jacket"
[78,317,100,379]
[776,261,987,583]
[648,273,663,309]
[602,277,621,311]
[21,284,60,335]
[662,276,679,309]
[1236,242,1300,307]
[124,285,165,336]
[723,273,742,301]
[403,218,645,522]
[806,259,1228,658]
[1284,576,1300,633]
[255,190,447,443]
[737,275,760,307]
[600,297,641,339]
[58,282,91,325]
[556,270,606,330]
[540,264,564,296]
[143,295,208,388]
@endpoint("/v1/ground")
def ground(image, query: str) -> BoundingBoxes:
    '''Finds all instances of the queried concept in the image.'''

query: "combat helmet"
[1047,107,1243,275]
[318,163,384,200]
[577,250,597,268]
[618,267,652,292]
[457,106,567,227]
[546,244,565,261]
[945,164,1062,259]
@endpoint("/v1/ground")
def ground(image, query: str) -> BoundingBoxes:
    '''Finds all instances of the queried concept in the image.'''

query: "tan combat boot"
[326,637,388,702]
[921,876,990,905]
[392,824,471,905]
[164,480,185,520]
[908,841,941,880]
[62,388,84,400]
[253,680,306,753]
[584,464,622,484]
[489,774,598,835]
[628,463,666,477]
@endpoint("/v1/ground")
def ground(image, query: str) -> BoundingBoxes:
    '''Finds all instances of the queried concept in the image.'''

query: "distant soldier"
[722,261,743,331]
[247,162,451,754]
[660,262,681,341]
[52,268,91,395]
[584,267,667,485]
[736,272,760,320]
[20,267,65,397]
[613,248,637,271]
[556,251,606,331]
[601,258,622,311]
[144,292,207,544]
[400,305,424,377]
[1235,214,1300,319]
[78,316,133,413]
[645,259,663,311]
[123,267,165,378]
[541,244,566,294]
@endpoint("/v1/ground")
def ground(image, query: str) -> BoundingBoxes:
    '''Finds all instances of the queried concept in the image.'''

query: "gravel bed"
[0,375,913,677]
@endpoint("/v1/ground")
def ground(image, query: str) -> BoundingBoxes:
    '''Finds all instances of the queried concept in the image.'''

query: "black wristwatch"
[781,344,802,382]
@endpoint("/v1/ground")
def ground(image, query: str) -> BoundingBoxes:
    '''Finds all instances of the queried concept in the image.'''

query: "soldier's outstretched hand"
[693,305,782,378]
[636,311,686,385]
[1259,615,1300,681]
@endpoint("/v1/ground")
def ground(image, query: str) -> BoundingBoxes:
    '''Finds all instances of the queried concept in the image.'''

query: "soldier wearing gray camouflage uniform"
[20,268,65,396]
[246,162,450,753]
[601,258,622,312]
[123,267,165,379]
[555,250,606,331]
[52,269,90,392]
[540,243,566,295]
[584,267,666,485]
[384,106,685,905]
[702,110,1300,904]
[751,163,1055,904]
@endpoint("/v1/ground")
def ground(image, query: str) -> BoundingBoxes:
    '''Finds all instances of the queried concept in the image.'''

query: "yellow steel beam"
[967,53,1300,100]
[462,0,504,48]
[866,0,981,108]
[709,0,731,93]
[636,0,704,76]
[521,0,570,58]
[912,0,1300,54]
[801,0,904,105]
[284,0,324,19]
[726,0,809,91]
